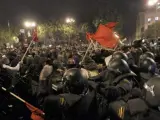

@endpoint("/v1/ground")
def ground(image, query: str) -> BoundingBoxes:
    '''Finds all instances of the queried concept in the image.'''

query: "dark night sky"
[0,0,142,37]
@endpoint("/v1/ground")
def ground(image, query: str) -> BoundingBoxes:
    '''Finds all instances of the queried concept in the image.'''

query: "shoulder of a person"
[44,64,53,69]
[43,65,49,69]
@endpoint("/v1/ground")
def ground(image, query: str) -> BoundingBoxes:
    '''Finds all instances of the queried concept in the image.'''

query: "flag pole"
[1,86,45,116]
[2,87,25,102]
[20,40,34,62]
[21,26,38,62]
[81,38,93,63]
[89,41,98,56]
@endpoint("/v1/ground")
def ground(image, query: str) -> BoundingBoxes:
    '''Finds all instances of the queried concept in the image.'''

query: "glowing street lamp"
[24,21,31,28]
[65,17,75,23]
[24,21,36,28]
[31,22,36,27]
[147,0,159,38]
[147,0,158,6]
[66,18,70,23]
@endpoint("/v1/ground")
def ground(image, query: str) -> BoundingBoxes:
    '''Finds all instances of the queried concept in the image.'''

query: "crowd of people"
[0,38,160,120]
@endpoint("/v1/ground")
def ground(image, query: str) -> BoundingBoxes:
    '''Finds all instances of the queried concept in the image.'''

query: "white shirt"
[3,63,20,71]
[39,65,53,81]
[105,55,112,66]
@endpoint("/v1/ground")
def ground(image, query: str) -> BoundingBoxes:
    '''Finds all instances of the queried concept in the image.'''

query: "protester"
[0,38,160,120]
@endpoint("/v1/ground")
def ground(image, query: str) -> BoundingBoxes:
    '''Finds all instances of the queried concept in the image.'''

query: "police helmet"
[63,68,89,95]
[112,51,128,62]
[141,46,148,53]
[108,59,131,74]
[144,76,160,107]
[139,58,156,74]
[140,52,155,61]
[132,39,142,48]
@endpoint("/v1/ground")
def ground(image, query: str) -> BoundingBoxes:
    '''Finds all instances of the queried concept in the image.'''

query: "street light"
[65,17,75,45]
[65,17,75,23]
[148,0,158,6]
[31,22,36,27]
[24,21,36,38]
[24,21,31,28]
[147,0,159,38]
[24,21,36,28]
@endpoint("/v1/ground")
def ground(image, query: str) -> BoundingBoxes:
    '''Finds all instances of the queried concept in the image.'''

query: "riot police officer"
[87,58,137,120]
[97,58,137,102]
[139,52,155,65]
[89,51,129,82]
[139,58,158,88]
[43,68,99,120]
[112,51,128,62]
[109,76,160,120]
[37,59,53,105]
[133,48,143,65]
[81,57,99,78]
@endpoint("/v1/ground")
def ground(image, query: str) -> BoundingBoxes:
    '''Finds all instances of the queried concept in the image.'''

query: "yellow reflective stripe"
[123,79,130,84]
[118,106,125,119]
[121,107,123,118]
[60,97,65,105]
[88,71,99,77]
[123,106,125,119]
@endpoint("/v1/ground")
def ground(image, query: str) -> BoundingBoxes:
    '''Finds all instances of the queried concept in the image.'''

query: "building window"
[155,17,159,20]
[148,18,151,22]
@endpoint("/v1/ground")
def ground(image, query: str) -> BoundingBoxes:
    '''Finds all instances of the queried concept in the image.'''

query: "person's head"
[68,53,73,59]
[103,58,136,82]
[144,76,160,107]
[139,52,155,66]
[111,51,128,62]
[140,58,157,75]
[82,57,97,70]
[63,68,88,95]
[140,52,154,60]
[108,58,131,75]
[45,59,53,66]
[141,46,148,53]
[121,45,130,53]
[130,47,135,52]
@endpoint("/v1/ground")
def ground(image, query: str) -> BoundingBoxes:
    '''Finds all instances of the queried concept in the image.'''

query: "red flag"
[93,24,119,48]
[86,32,94,41]
[32,27,39,42]
[26,102,44,120]
[105,22,117,29]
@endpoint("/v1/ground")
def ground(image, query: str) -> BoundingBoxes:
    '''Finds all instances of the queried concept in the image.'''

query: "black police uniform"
[139,58,157,88]
[139,52,155,65]
[109,76,160,120]
[109,97,160,120]
[44,91,98,120]
[98,59,138,102]
[43,68,99,120]
[89,59,138,120]
[89,52,129,82]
